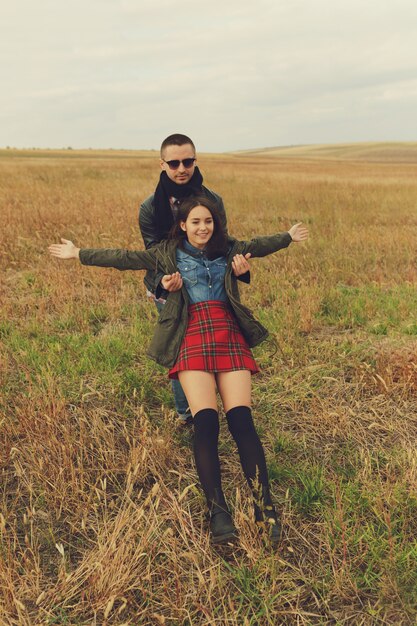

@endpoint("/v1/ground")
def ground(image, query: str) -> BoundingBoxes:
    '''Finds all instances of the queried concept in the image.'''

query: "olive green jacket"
[79,232,292,368]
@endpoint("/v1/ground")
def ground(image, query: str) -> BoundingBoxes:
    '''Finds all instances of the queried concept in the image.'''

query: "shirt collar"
[183,239,205,255]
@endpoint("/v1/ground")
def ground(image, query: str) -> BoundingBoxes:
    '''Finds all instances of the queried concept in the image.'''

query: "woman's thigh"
[216,370,252,413]
[178,371,218,416]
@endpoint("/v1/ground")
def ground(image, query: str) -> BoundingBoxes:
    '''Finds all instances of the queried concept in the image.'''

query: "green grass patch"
[289,465,328,514]
[317,284,417,332]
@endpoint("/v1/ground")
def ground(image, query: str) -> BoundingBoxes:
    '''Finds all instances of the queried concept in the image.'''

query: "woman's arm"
[239,223,308,258]
[48,238,159,272]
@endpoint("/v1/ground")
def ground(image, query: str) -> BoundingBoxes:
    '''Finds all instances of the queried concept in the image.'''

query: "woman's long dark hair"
[169,195,228,259]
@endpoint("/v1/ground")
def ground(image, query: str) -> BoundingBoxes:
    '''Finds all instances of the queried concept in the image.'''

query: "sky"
[1,0,417,152]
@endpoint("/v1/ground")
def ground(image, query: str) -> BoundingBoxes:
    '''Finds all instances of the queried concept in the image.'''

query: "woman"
[49,196,308,546]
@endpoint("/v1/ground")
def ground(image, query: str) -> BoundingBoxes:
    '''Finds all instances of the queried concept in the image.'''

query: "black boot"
[253,486,281,546]
[208,488,237,544]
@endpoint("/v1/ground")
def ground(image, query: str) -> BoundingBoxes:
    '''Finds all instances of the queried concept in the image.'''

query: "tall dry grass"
[1,147,416,625]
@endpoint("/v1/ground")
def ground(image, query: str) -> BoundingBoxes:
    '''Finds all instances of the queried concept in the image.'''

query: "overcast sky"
[1,0,417,152]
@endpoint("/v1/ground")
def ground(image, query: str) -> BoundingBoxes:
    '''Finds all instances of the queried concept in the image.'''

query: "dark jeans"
[155,300,190,416]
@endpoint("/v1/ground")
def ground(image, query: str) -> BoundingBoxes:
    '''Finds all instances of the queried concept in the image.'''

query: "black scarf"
[153,166,204,240]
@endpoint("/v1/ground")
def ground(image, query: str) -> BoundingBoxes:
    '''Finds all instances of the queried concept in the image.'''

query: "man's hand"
[232,253,251,276]
[48,238,80,259]
[288,223,309,243]
[161,271,183,292]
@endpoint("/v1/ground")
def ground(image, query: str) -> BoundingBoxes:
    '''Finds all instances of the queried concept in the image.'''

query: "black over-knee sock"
[193,409,222,503]
[226,406,271,502]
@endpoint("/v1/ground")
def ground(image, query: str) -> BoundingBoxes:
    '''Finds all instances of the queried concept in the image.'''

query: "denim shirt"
[176,240,228,304]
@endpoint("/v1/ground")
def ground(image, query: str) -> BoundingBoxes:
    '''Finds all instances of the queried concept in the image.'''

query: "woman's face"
[180,205,214,249]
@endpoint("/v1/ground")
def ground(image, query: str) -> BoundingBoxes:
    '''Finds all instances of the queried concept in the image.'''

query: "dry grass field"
[232,141,417,163]
[1,144,416,625]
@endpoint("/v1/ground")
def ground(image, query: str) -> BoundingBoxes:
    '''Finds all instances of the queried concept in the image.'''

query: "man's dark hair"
[160,134,196,157]
[169,195,228,260]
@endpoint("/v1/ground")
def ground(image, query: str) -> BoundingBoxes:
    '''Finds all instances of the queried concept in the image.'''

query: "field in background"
[231,141,417,163]
[1,145,416,625]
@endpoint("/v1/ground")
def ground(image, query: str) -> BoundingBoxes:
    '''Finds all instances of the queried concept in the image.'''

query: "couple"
[49,134,308,546]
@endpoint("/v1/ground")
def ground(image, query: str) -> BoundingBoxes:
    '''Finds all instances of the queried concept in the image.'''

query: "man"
[139,133,250,425]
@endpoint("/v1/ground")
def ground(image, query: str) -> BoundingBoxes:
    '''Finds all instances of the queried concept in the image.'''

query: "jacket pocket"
[150,297,185,366]
[157,298,179,323]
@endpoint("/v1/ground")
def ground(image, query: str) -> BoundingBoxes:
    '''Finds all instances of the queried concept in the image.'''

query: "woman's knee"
[226,405,255,436]
[194,408,220,438]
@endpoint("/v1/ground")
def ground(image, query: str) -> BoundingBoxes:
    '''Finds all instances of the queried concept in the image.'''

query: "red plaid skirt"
[169,300,259,379]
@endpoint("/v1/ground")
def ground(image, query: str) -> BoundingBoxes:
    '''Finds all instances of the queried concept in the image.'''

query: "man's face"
[160,143,196,185]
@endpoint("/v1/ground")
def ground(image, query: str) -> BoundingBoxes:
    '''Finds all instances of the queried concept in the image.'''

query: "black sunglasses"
[162,158,196,170]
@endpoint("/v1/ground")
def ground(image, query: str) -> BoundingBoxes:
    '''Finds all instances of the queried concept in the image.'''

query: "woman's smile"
[180,205,214,249]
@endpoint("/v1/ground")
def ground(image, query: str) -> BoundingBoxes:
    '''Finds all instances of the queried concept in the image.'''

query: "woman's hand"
[161,271,183,292]
[48,238,80,259]
[288,223,309,243]
[232,253,251,276]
